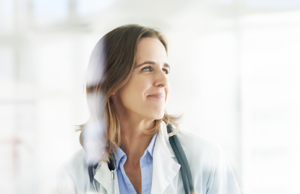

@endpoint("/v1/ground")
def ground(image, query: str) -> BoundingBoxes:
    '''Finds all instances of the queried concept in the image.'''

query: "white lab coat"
[57,122,240,194]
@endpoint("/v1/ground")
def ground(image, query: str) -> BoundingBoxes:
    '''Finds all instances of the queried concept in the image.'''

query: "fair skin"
[111,37,170,194]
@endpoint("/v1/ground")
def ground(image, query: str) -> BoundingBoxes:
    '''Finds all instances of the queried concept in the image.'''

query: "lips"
[147,93,165,99]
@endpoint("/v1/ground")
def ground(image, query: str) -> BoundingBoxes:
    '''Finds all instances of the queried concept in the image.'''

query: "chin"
[153,110,165,120]
[143,105,165,120]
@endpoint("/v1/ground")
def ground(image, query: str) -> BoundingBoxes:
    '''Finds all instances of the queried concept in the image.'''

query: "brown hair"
[79,24,180,162]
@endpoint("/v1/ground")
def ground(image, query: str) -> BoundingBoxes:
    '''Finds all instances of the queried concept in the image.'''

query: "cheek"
[137,81,150,97]
[120,77,150,105]
[131,75,151,94]
[165,87,169,102]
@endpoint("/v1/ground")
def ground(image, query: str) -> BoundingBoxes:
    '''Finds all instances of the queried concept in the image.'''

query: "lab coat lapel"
[94,161,112,194]
[151,122,181,194]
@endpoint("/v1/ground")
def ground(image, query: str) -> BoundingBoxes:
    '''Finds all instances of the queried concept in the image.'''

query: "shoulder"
[56,149,89,193]
[175,130,226,177]
[158,122,223,165]
[176,130,240,193]
[59,149,87,176]
[158,122,241,193]
[176,130,222,161]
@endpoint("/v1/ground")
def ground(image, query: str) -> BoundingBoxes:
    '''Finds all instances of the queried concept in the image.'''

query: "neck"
[119,116,156,165]
[111,94,157,164]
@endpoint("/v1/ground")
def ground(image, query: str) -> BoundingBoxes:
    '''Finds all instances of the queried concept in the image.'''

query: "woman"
[57,24,241,194]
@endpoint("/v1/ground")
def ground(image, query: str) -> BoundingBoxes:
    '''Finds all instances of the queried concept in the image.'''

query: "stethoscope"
[88,124,194,194]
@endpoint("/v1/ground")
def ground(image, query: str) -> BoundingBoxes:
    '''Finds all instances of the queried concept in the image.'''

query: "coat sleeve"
[56,164,78,194]
[206,147,241,194]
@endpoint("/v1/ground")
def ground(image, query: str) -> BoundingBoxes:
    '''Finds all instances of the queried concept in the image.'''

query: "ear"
[110,92,118,104]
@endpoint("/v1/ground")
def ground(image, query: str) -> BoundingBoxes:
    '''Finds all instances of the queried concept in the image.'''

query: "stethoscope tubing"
[169,133,190,194]
[167,124,194,194]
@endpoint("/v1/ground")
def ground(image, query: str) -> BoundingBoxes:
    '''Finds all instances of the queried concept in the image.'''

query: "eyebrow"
[135,61,170,69]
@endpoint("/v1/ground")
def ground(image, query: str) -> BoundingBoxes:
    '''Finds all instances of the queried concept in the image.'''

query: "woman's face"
[117,37,169,121]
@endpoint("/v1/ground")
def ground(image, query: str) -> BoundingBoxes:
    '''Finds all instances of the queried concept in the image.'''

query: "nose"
[154,69,169,88]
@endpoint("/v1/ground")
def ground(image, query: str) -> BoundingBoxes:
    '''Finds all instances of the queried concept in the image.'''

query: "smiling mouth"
[147,94,165,99]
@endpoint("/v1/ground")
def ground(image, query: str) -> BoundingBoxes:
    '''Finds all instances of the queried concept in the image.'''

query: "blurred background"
[1,0,300,193]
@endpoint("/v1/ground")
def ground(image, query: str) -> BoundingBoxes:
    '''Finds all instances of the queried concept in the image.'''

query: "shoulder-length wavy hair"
[79,24,179,162]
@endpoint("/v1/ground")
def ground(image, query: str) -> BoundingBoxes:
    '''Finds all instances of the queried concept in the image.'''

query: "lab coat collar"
[151,121,181,194]
[94,160,113,194]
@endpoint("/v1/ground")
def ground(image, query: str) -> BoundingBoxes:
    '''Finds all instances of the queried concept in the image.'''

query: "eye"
[141,66,152,72]
[163,68,169,74]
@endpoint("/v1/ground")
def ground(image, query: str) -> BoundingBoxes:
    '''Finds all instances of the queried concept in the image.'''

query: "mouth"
[147,93,165,99]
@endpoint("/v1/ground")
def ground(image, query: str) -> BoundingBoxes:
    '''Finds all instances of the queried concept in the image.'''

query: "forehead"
[135,37,168,63]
